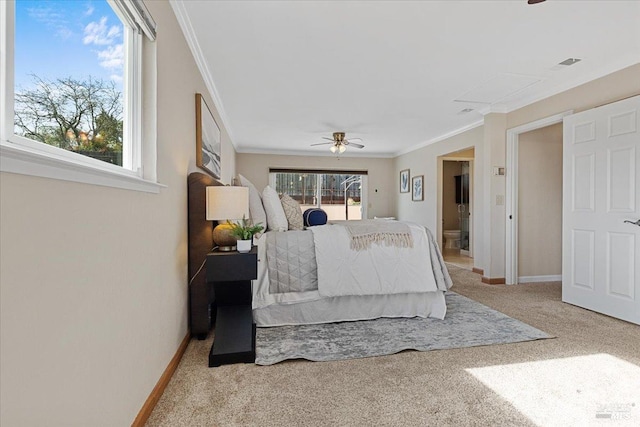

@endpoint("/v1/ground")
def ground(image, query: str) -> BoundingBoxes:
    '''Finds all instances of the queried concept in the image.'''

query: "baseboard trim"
[472,267,484,275]
[131,331,191,427]
[518,275,562,283]
[482,276,505,285]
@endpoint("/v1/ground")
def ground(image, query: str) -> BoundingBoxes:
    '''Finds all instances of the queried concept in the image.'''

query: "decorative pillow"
[303,208,328,227]
[237,174,267,231]
[279,194,304,230]
[262,186,288,232]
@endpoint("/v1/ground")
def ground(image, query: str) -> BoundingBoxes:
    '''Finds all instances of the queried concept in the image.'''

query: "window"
[270,169,367,220]
[0,0,159,192]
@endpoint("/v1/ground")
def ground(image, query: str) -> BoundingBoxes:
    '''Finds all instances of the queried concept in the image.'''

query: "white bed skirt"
[253,291,447,327]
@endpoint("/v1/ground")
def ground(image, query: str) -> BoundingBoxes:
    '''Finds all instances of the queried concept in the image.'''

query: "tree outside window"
[15,75,124,165]
[13,0,125,166]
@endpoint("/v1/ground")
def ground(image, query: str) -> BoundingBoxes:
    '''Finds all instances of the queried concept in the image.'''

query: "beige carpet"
[146,266,640,426]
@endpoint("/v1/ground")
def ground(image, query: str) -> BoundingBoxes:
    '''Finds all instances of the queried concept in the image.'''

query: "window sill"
[0,140,165,193]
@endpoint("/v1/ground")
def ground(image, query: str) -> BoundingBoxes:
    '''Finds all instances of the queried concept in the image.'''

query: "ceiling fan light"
[330,145,338,153]
[338,145,346,153]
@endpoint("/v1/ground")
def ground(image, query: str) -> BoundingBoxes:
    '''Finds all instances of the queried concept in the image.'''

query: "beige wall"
[495,63,640,279]
[394,125,484,267]
[394,63,640,279]
[236,153,395,219]
[518,123,563,278]
[483,113,508,278]
[508,64,640,130]
[0,3,235,425]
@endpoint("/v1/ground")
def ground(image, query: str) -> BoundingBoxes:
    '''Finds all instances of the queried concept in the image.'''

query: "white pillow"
[262,186,288,232]
[237,174,267,230]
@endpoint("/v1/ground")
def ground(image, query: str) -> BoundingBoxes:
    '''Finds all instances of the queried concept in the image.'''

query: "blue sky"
[15,0,124,90]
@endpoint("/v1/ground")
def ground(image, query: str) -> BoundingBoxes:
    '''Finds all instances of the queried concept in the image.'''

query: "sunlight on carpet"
[466,354,640,426]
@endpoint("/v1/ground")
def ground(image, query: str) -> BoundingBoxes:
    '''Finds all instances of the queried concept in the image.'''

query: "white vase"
[236,239,251,253]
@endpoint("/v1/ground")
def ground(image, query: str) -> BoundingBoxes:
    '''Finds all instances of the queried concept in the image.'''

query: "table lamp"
[206,186,249,251]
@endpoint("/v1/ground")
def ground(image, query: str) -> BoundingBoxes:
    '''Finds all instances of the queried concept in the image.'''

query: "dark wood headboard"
[188,172,222,338]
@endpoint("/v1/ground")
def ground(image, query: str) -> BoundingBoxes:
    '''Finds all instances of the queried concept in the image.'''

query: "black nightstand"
[206,247,257,367]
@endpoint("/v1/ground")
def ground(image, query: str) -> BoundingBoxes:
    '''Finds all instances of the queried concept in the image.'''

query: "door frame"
[505,111,572,285]
[438,155,474,257]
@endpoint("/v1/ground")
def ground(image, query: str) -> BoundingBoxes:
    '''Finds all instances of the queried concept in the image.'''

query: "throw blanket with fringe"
[342,220,413,251]
[311,221,439,297]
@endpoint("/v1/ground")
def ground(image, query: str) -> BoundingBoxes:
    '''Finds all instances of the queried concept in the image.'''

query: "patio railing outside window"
[271,171,365,220]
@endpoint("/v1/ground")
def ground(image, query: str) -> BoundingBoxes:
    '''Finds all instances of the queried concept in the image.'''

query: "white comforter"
[253,221,445,311]
[310,222,438,297]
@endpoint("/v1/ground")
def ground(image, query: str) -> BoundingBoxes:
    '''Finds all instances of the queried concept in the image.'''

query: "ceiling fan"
[311,132,365,153]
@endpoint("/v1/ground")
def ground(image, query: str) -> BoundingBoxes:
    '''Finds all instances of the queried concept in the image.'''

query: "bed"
[187,172,453,337]
[252,219,453,327]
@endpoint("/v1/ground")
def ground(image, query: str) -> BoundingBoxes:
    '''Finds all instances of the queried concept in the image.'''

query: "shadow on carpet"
[255,292,553,365]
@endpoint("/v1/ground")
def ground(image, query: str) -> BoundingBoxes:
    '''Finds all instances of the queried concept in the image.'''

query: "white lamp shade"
[206,186,249,220]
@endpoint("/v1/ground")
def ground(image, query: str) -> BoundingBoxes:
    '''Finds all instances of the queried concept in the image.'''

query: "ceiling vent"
[550,58,582,71]
[558,58,581,66]
[457,108,474,115]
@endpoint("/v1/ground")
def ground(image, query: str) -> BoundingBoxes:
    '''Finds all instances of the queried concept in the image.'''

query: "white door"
[563,95,640,325]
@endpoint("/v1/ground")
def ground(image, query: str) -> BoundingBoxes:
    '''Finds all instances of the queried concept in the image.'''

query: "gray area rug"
[255,292,552,365]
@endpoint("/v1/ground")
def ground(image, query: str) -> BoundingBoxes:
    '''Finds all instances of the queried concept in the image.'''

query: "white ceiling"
[173,0,640,157]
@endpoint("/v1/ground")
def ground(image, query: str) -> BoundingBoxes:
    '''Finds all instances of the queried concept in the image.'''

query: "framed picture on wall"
[412,175,424,201]
[195,93,221,179]
[400,169,410,193]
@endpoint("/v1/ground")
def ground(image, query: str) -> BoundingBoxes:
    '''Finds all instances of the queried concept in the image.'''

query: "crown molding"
[236,146,395,159]
[169,0,236,148]
[394,120,484,157]
[500,55,640,114]
[169,1,638,159]
[395,57,639,157]
[487,105,509,114]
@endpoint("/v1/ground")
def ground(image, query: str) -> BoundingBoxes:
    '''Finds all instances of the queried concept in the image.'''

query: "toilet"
[443,230,461,249]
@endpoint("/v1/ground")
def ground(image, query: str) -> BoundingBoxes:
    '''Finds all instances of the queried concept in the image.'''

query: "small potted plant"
[229,216,264,253]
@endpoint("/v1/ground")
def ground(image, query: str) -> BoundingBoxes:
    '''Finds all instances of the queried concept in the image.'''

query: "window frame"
[0,0,162,193]
[269,169,368,220]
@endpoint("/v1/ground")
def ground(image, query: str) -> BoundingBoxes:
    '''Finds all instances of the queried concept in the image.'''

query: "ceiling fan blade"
[322,137,335,141]
[349,142,365,149]
[310,142,334,146]
[346,138,363,143]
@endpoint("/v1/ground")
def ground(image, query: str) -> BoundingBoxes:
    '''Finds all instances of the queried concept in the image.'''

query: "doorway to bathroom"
[439,149,474,269]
